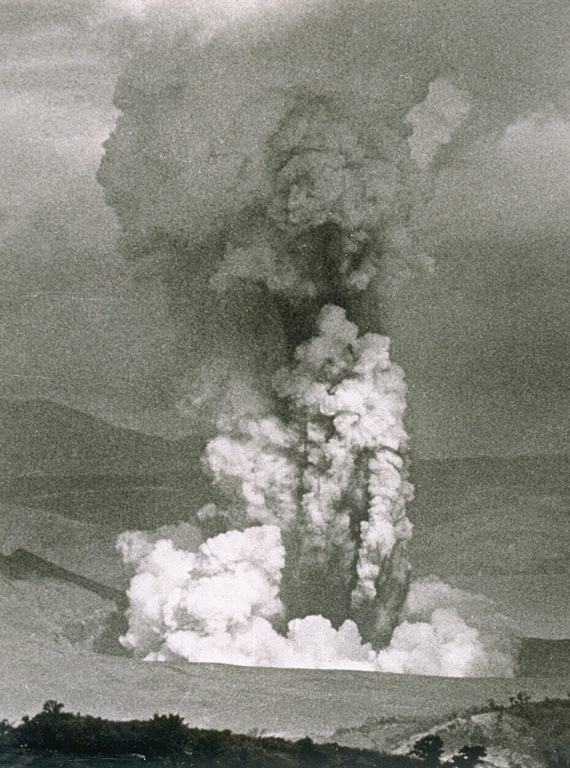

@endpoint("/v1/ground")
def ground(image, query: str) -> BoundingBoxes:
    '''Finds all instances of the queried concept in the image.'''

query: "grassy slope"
[334,697,570,767]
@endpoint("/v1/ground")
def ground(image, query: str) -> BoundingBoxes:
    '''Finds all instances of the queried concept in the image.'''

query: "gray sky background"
[1,0,569,458]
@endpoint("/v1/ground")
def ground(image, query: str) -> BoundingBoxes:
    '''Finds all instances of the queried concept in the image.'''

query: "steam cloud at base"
[117,524,518,677]
[100,0,524,676]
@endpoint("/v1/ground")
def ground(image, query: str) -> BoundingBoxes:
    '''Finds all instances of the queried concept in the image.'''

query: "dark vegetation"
[0,700,413,767]
[335,693,570,768]
[407,693,570,768]
[409,736,485,768]
[0,700,499,768]
[0,694,568,766]
[485,692,570,767]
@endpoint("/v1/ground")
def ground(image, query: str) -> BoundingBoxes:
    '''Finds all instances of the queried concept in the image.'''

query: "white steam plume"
[118,525,518,676]
[116,303,519,676]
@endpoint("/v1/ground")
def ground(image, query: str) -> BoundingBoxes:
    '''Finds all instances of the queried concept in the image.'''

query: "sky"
[1,0,569,458]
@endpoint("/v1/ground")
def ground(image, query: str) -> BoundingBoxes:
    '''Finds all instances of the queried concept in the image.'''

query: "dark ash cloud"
[1,0,569,455]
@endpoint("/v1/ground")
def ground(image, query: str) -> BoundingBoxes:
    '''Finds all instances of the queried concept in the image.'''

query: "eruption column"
[99,85,423,646]
[99,0,520,675]
[204,304,413,644]
[188,100,421,644]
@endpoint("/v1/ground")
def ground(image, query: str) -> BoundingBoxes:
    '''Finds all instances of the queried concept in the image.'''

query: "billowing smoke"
[117,524,517,676]
[100,0,519,674]
[199,305,413,644]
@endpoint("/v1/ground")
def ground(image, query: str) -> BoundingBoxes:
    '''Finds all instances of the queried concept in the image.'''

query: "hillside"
[408,456,570,639]
[0,399,213,529]
[0,399,204,479]
[1,571,569,741]
[0,541,566,762]
[334,696,570,768]
[411,455,570,496]
[2,399,568,485]
[1,542,567,676]
[0,502,128,586]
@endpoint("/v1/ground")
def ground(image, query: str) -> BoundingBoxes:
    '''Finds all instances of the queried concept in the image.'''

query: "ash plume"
[100,0,520,674]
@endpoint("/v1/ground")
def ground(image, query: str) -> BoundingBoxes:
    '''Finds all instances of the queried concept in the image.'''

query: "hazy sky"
[1,0,569,457]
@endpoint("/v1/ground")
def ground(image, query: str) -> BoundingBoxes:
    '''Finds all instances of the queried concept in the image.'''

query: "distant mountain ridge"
[411,454,570,495]
[0,398,205,479]
[2,398,569,484]
[0,549,126,606]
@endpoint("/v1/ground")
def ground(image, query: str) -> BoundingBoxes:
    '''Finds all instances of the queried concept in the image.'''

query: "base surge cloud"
[101,0,525,676]
[117,524,518,677]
